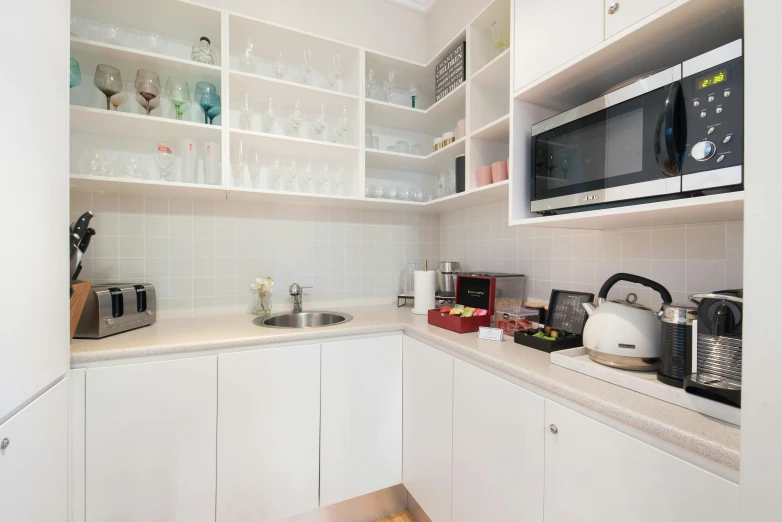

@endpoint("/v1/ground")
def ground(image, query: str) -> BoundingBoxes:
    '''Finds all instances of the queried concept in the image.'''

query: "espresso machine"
[684,290,743,407]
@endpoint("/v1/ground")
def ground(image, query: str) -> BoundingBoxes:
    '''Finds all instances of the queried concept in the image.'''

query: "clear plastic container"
[494,306,539,336]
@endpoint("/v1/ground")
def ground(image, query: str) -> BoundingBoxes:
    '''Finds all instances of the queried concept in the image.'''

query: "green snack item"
[460,307,476,318]
[533,331,556,341]
[449,304,465,316]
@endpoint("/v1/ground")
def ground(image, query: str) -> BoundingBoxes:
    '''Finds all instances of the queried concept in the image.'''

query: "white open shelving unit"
[68,0,513,213]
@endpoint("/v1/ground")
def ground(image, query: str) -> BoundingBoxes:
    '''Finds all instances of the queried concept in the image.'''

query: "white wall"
[426,0,492,59]
[740,0,782,519]
[198,0,428,62]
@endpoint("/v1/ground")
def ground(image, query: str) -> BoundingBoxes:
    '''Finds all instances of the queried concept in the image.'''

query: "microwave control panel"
[681,56,744,176]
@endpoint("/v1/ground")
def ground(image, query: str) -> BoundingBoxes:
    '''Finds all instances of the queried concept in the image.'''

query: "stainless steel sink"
[254,311,354,329]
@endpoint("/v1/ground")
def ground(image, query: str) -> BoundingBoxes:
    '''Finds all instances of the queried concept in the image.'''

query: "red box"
[428,309,490,333]
[455,275,498,316]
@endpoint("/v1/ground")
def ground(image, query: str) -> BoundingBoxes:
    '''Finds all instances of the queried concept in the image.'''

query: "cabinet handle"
[549,424,558,434]
[0,438,9,450]
[608,2,620,14]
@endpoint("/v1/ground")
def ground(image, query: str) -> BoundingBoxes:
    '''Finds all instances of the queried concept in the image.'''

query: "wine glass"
[315,163,330,194]
[110,91,127,111]
[145,33,166,53]
[366,68,377,98]
[69,58,82,88]
[272,52,287,79]
[134,69,161,116]
[312,104,327,140]
[231,139,247,186]
[299,160,313,193]
[409,82,420,108]
[268,157,282,190]
[383,69,396,102]
[242,38,259,72]
[116,155,144,179]
[287,100,304,136]
[284,158,298,191]
[328,54,342,88]
[336,105,349,144]
[101,24,125,46]
[301,49,312,84]
[262,97,276,133]
[239,92,253,130]
[165,77,190,120]
[207,97,221,125]
[332,166,345,195]
[248,150,263,188]
[153,139,174,181]
[93,65,122,110]
[194,82,218,124]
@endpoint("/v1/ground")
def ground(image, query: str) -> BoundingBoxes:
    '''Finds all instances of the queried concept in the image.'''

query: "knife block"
[70,280,91,340]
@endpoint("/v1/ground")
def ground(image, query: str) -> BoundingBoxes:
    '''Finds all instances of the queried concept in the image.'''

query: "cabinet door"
[85,357,217,522]
[544,400,739,522]
[452,360,544,522]
[514,0,604,91]
[0,379,68,522]
[217,345,320,521]
[320,335,403,506]
[604,0,675,39]
[403,337,453,522]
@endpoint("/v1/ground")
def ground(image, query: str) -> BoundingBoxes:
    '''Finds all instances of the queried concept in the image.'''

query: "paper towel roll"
[412,270,436,315]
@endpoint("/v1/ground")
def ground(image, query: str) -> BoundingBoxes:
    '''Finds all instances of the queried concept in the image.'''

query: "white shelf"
[228,187,427,211]
[512,192,744,230]
[365,137,465,173]
[70,37,222,89]
[470,114,509,141]
[470,48,510,88]
[69,174,226,199]
[230,129,359,163]
[427,179,509,212]
[70,105,221,141]
[230,70,359,102]
[512,0,743,110]
[365,82,466,135]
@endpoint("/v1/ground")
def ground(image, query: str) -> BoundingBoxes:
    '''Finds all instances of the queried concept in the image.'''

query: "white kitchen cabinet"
[544,400,739,522]
[403,336,454,522]
[320,335,403,506]
[604,0,675,38]
[0,379,68,522]
[452,360,545,522]
[217,344,321,522]
[514,0,604,91]
[85,357,217,522]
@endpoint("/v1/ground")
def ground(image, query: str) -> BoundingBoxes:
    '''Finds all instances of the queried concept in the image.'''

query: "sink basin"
[254,311,354,329]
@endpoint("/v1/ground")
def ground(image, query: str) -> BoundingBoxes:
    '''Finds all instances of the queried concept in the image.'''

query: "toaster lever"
[133,285,147,312]
[108,287,124,318]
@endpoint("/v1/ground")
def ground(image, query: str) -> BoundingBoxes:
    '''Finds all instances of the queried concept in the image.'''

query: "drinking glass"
[78,149,109,176]
[411,144,421,155]
[100,24,125,45]
[69,58,82,88]
[194,81,218,124]
[491,20,510,50]
[383,69,396,102]
[248,150,263,188]
[366,67,377,98]
[110,91,127,111]
[336,105,349,144]
[396,140,410,153]
[404,263,418,294]
[242,38,259,72]
[436,172,446,199]
[372,136,380,149]
[116,155,144,178]
[165,77,190,120]
[146,33,166,53]
[398,187,411,201]
[153,139,174,180]
[272,52,288,79]
[134,69,161,116]
[70,17,85,38]
[409,82,420,108]
[269,157,282,190]
[239,92,253,130]
[207,97,221,125]
[288,100,304,135]
[365,184,376,198]
[299,161,314,193]
[373,184,385,199]
[93,65,122,110]
[332,166,345,195]
[313,104,327,140]
[262,97,276,133]
[301,49,312,84]
[328,54,342,88]
[284,158,298,190]
[231,139,247,185]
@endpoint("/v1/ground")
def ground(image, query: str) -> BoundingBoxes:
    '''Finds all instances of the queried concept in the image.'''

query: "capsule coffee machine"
[684,290,743,407]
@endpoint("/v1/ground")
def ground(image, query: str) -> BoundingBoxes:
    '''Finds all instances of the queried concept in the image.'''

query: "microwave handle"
[654,81,686,176]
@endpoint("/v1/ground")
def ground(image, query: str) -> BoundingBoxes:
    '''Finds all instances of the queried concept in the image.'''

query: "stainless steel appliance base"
[587,349,660,371]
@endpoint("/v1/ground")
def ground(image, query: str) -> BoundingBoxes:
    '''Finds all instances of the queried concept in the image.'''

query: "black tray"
[514,289,594,353]
[514,330,584,353]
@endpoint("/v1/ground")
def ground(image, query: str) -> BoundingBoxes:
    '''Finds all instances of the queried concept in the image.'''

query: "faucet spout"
[289,282,312,313]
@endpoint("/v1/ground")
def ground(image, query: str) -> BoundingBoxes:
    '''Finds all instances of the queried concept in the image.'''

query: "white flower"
[251,276,274,293]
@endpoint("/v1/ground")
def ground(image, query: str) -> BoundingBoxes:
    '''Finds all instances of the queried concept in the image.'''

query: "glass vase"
[250,291,273,317]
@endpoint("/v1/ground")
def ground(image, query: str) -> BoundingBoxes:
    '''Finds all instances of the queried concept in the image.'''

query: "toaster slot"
[109,287,124,317]
[133,284,147,312]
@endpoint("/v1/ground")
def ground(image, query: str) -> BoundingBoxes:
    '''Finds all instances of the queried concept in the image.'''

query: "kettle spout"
[582,302,596,316]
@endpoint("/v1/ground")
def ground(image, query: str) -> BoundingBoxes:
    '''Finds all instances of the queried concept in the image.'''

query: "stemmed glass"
[262,97,276,133]
[312,104,327,141]
[248,150,263,188]
[101,24,125,45]
[301,49,312,84]
[315,163,330,194]
[93,65,122,110]
[230,139,247,186]
[207,98,221,125]
[284,158,298,191]
[383,69,396,102]
[146,33,166,53]
[153,139,174,180]
[328,54,342,88]
[287,100,304,136]
[134,69,161,116]
[242,38,259,72]
[332,166,345,195]
[336,105,349,144]
[239,92,253,130]
[165,77,190,120]
[299,161,314,193]
[268,157,282,190]
[69,59,82,88]
[110,92,127,111]
[194,82,218,125]
[366,68,377,98]
[272,52,287,79]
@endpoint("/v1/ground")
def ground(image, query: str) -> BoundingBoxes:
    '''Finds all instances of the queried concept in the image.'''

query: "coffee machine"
[684,290,743,407]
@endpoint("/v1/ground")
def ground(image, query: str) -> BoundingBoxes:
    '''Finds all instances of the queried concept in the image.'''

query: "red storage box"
[428,309,490,333]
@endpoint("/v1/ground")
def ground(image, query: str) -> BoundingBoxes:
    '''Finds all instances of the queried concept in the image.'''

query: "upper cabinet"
[513,0,603,92]
[604,0,676,38]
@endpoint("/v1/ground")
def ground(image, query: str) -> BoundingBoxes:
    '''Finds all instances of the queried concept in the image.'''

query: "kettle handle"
[598,273,672,305]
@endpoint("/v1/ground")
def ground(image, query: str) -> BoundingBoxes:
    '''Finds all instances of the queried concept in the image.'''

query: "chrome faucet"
[289,283,312,313]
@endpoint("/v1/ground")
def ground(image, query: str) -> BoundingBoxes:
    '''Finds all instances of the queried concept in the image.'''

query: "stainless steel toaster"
[74,283,156,339]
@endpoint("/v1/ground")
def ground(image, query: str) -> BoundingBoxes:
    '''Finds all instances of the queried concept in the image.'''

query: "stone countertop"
[70,305,740,471]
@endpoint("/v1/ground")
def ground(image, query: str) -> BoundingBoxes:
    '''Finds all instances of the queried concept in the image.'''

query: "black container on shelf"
[455,154,465,193]
[514,289,594,353]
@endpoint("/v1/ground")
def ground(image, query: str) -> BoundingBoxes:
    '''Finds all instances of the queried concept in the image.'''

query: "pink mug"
[476,166,493,187]
[491,160,509,182]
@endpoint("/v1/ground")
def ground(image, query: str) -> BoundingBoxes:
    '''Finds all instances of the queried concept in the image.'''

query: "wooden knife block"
[70,280,91,340]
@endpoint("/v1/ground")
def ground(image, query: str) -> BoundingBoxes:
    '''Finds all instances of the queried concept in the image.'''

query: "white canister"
[203,141,220,185]
[180,137,197,183]
[455,119,466,140]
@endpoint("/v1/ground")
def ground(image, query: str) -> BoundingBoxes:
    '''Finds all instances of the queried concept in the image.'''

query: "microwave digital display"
[695,67,729,90]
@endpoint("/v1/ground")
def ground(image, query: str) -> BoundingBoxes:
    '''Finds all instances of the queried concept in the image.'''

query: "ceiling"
[382,0,441,14]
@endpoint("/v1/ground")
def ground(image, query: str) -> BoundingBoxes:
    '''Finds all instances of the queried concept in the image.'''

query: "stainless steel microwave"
[530,39,743,214]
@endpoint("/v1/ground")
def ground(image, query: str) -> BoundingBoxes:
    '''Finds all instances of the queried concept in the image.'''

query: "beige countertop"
[70,305,740,471]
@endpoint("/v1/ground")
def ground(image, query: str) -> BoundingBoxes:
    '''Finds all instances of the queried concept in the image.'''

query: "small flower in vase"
[249,276,275,316]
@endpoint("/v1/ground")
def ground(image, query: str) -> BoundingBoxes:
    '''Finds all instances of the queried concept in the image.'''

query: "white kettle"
[582,273,672,371]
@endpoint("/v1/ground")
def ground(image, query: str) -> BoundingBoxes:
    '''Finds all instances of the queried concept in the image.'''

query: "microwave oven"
[530,39,743,214]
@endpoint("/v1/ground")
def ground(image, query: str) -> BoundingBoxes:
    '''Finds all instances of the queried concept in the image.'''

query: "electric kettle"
[582,273,673,371]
